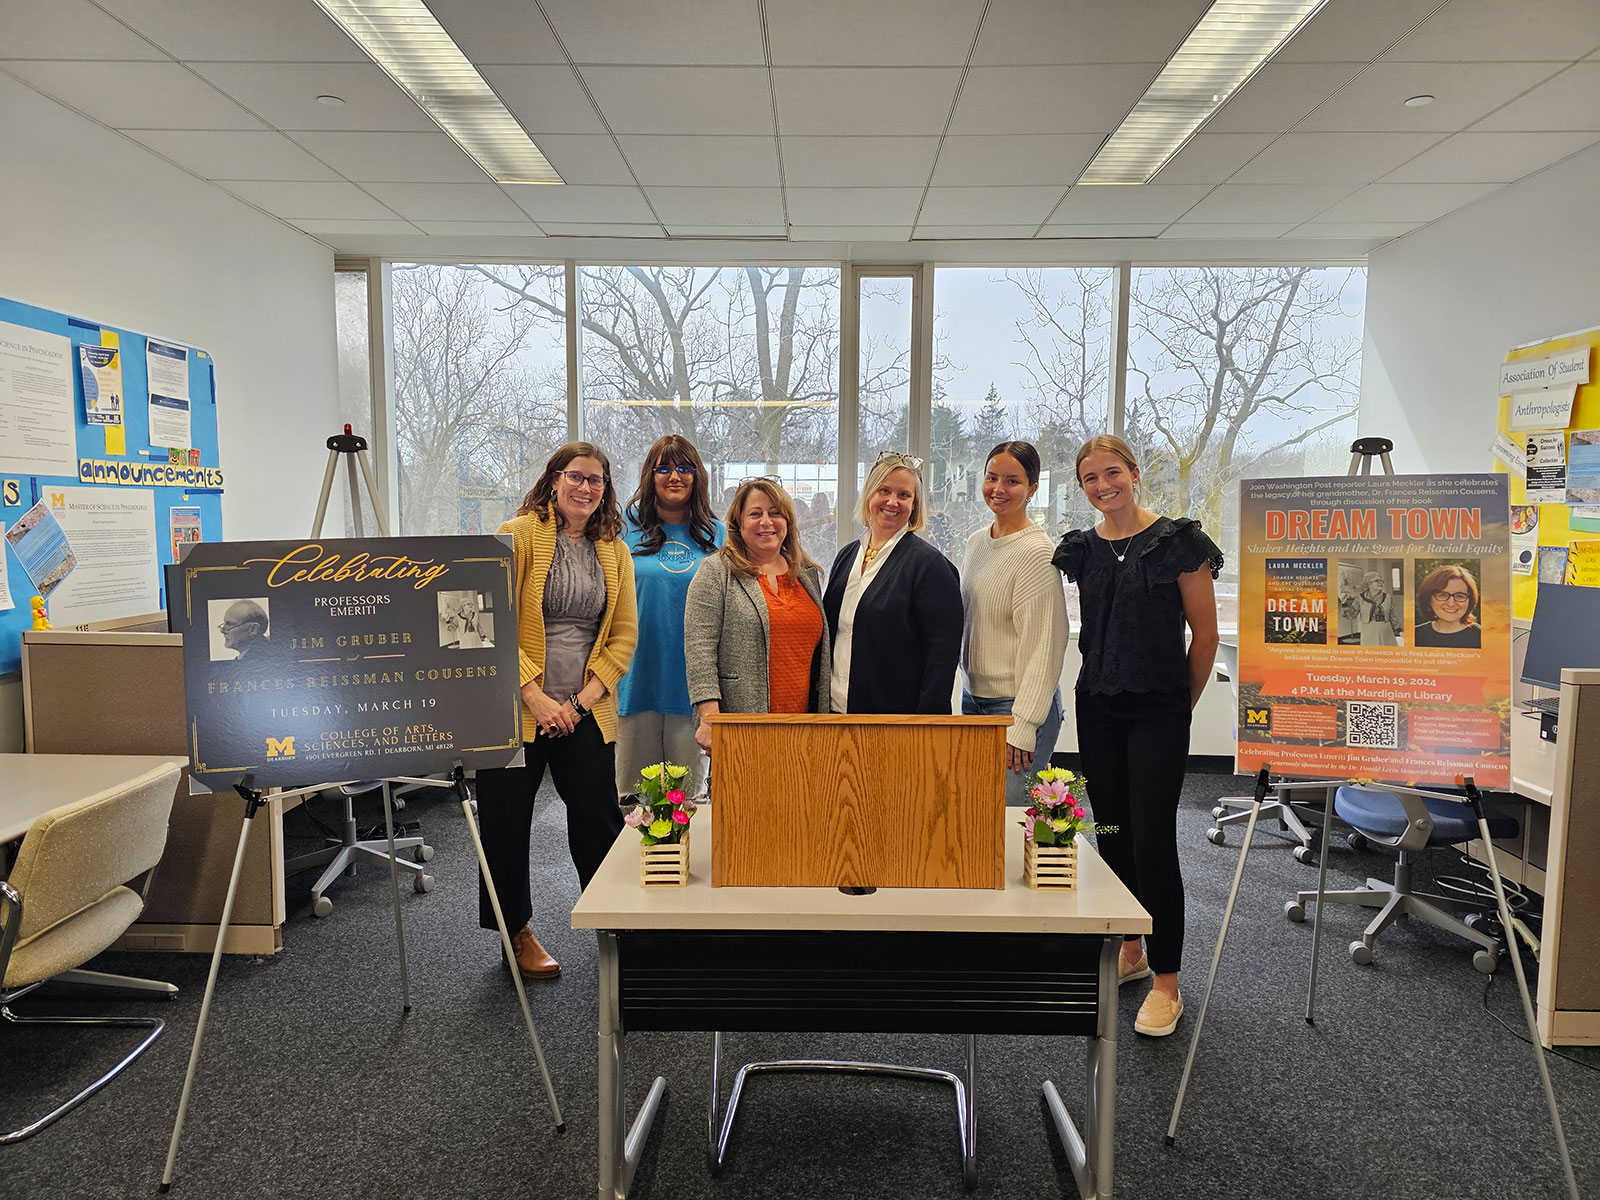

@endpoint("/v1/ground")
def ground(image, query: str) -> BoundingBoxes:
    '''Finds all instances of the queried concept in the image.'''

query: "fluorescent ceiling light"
[1077,0,1328,185]
[312,0,562,185]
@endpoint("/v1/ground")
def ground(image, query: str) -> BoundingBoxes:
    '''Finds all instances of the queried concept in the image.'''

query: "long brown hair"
[1074,434,1139,483]
[518,442,623,541]
[625,435,718,555]
[720,479,817,578]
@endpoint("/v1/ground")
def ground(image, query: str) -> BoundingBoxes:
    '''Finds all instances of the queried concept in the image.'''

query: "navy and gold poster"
[174,536,522,791]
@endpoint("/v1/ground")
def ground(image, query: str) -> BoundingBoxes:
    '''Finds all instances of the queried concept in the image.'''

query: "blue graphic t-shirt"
[617,517,724,716]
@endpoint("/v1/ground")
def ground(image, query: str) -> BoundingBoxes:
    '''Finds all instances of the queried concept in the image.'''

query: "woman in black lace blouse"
[1053,436,1221,1039]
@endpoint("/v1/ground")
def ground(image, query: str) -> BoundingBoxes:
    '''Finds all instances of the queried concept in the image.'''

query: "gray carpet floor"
[3,772,1597,1200]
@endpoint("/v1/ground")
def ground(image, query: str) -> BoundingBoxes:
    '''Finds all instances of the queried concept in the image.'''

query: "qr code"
[1346,701,1399,749]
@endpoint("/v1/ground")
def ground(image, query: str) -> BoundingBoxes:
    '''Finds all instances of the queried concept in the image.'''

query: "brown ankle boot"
[508,924,560,979]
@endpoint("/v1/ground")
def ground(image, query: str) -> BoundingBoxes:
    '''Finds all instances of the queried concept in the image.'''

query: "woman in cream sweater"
[960,441,1070,804]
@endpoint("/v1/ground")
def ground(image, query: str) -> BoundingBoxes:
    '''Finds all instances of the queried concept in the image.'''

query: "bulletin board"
[1495,325,1600,619]
[0,293,223,675]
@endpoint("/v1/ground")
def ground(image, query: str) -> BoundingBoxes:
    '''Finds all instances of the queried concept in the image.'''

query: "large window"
[1128,267,1365,627]
[576,266,841,566]
[393,263,567,536]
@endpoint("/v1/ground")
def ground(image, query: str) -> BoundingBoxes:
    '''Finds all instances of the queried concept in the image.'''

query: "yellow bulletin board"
[1496,325,1600,619]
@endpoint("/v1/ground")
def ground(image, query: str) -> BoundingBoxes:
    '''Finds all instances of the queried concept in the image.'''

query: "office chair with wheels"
[1,762,183,1143]
[1284,783,1518,973]
[285,781,435,918]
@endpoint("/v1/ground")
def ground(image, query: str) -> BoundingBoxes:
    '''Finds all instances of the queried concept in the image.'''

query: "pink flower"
[1038,780,1070,804]
[1072,806,1085,819]
[667,789,687,806]
[623,809,645,827]
[672,809,689,824]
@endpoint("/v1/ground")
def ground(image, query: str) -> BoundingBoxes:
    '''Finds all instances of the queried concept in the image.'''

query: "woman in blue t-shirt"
[617,435,724,799]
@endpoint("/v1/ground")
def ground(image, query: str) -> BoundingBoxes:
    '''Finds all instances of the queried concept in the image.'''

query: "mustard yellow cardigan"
[498,510,637,744]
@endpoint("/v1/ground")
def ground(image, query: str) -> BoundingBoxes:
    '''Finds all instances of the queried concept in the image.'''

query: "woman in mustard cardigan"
[477,442,638,980]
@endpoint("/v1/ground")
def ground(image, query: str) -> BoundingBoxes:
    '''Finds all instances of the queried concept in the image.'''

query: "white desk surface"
[1,754,187,842]
[572,824,1150,936]
[1511,709,1557,805]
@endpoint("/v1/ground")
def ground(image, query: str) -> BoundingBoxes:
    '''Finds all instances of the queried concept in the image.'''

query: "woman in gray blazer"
[686,477,831,752]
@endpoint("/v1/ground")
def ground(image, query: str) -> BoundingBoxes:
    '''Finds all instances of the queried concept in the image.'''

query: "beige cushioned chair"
[1,761,182,1143]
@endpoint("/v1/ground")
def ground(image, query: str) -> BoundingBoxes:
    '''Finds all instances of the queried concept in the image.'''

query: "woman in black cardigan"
[823,452,962,714]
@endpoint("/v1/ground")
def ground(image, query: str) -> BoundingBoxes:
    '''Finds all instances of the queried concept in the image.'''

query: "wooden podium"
[707,713,1011,889]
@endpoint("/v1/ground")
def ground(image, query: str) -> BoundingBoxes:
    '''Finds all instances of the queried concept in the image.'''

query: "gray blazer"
[684,554,832,714]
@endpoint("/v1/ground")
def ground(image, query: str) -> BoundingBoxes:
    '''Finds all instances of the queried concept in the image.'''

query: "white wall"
[1359,141,1600,472]
[0,74,340,747]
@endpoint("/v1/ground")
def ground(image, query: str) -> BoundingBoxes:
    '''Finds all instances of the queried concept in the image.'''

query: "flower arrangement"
[1020,766,1103,845]
[624,761,697,846]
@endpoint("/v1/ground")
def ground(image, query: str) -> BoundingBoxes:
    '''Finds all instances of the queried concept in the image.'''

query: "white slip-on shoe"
[1117,951,1150,986]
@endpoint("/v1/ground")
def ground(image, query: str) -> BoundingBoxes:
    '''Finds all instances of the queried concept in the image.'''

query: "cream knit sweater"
[960,521,1070,751]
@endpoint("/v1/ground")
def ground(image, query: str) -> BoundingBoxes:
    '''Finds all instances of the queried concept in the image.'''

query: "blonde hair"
[855,458,926,531]
[1074,434,1140,484]
[720,479,818,578]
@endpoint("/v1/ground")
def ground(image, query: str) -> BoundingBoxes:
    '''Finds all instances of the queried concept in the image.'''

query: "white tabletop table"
[572,825,1149,1199]
[1,754,188,843]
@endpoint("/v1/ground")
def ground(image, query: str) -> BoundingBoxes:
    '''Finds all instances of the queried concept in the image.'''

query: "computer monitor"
[1520,582,1600,689]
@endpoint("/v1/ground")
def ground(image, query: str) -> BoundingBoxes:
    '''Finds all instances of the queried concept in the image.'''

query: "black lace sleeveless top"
[1052,517,1223,696]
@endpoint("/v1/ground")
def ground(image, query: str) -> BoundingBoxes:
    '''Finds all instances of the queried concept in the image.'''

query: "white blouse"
[828,526,912,713]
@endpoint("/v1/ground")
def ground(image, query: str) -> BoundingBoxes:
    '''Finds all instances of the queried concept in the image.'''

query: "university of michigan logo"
[1244,707,1271,731]
[266,735,297,758]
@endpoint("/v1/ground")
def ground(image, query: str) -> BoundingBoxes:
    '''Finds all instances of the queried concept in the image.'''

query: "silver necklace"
[1109,534,1134,562]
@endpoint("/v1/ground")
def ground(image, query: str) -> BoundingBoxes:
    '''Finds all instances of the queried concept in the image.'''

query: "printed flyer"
[173,535,524,791]
[1237,473,1511,788]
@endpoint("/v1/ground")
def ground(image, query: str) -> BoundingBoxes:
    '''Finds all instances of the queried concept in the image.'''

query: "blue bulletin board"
[0,293,223,675]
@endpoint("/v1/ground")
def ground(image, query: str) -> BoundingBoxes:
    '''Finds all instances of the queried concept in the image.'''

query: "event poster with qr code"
[1236,473,1511,788]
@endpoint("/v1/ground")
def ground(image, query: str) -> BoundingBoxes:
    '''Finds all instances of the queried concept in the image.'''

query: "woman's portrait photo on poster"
[1412,560,1482,649]
[1336,558,1404,646]
[438,590,494,649]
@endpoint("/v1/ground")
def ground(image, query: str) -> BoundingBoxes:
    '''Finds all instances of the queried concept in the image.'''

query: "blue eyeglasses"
[653,464,696,475]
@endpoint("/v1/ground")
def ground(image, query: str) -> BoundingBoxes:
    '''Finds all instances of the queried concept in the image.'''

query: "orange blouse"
[759,572,823,714]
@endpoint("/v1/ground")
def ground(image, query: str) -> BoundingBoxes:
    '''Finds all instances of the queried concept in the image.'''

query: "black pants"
[1076,688,1192,975]
[475,714,624,932]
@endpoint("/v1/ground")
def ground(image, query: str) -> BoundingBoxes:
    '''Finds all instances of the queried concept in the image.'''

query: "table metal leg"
[1042,935,1118,1199]
[597,933,666,1200]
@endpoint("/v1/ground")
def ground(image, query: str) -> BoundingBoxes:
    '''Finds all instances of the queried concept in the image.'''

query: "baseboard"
[114,922,283,955]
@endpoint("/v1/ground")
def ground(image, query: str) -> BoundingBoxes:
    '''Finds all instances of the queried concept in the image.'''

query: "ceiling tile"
[1203,63,1366,134]
[3,60,265,129]
[949,65,1160,134]
[1381,0,1600,62]
[426,0,566,65]
[617,136,779,187]
[1180,183,1361,223]
[1473,63,1600,131]
[289,131,486,183]
[289,218,420,237]
[1297,63,1566,132]
[94,0,367,61]
[787,225,913,240]
[973,0,1211,66]
[361,182,527,222]
[1381,131,1600,182]
[539,0,765,65]
[413,220,546,236]
[766,0,985,67]
[189,62,433,131]
[1275,0,1445,64]
[503,183,656,222]
[540,222,664,236]
[917,185,1065,225]
[644,186,785,226]
[666,225,788,237]
[528,134,635,185]
[481,64,607,135]
[912,225,1039,239]
[782,136,941,186]
[1160,222,1295,238]
[1228,132,1445,184]
[580,66,773,135]
[1037,223,1167,238]
[124,130,341,180]
[216,179,398,219]
[1292,221,1424,238]
[1,0,164,59]
[1050,183,1211,223]
[930,134,1103,185]
[1150,133,1276,184]
[786,187,925,225]
[774,67,962,136]
[1315,181,1501,222]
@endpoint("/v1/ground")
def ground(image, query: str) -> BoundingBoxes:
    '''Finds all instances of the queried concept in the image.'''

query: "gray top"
[684,554,831,715]
[543,532,607,702]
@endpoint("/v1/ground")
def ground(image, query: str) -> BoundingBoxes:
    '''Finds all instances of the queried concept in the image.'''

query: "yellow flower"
[665,763,689,779]
[649,818,673,839]
[1049,817,1070,833]
[640,764,662,781]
